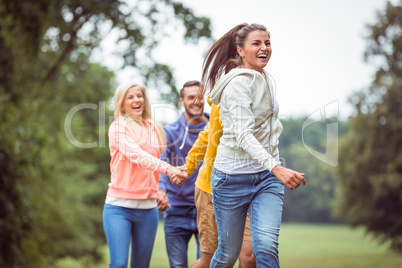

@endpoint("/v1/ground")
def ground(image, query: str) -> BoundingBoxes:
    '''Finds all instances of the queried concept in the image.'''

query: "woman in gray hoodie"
[199,23,306,267]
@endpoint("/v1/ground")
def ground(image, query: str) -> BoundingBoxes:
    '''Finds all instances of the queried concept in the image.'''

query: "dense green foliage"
[335,1,402,253]
[0,0,211,267]
[280,117,348,223]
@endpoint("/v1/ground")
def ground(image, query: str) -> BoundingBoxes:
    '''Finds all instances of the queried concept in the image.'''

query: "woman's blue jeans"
[210,168,284,268]
[102,204,158,268]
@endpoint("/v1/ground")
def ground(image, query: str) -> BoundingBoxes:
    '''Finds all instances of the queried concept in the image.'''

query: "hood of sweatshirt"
[210,68,269,105]
[178,112,209,130]
[159,111,209,206]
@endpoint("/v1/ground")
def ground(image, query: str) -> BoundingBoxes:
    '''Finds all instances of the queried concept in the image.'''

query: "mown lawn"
[278,224,402,268]
[56,223,402,268]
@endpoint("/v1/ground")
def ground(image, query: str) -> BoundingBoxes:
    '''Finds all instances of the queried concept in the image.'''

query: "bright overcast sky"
[114,0,393,121]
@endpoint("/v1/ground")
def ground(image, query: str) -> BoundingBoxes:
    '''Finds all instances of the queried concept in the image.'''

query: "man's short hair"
[180,80,200,98]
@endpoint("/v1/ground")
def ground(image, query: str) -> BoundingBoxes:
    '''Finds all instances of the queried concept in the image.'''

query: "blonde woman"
[102,82,187,268]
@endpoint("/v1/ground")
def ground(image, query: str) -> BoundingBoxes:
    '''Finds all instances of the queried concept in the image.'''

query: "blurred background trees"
[0,0,401,267]
[280,117,348,223]
[334,1,402,253]
[0,0,211,267]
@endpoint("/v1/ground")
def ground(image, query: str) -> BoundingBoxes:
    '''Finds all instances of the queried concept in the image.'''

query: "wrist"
[166,165,173,175]
[271,164,281,173]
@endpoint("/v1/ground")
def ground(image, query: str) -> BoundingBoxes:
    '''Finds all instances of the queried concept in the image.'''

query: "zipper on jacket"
[265,74,274,154]
[147,124,156,199]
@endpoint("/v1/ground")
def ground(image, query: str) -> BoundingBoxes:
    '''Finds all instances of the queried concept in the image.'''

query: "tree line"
[0,0,211,267]
[0,0,400,267]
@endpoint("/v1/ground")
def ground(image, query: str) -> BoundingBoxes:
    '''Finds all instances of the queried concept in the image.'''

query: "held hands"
[166,166,189,186]
[271,164,306,190]
[158,166,189,211]
[157,190,170,211]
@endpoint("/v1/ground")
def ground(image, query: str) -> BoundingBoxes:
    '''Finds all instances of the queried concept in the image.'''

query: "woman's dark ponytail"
[198,23,248,97]
[197,23,269,100]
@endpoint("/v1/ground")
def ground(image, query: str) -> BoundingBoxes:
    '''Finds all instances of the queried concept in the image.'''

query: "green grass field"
[56,223,402,268]
[278,224,402,268]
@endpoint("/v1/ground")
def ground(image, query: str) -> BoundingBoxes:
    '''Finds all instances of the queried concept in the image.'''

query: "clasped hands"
[157,166,189,211]
[166,165,189,185]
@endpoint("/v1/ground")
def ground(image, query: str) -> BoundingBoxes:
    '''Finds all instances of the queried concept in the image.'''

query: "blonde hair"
[113,82,166,153]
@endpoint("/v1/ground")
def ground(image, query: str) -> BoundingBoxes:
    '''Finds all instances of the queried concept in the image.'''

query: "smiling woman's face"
[237,30,271,73]
[123,86,145,121]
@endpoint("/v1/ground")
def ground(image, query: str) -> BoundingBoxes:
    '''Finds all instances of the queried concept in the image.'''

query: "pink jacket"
[107,118,169,200]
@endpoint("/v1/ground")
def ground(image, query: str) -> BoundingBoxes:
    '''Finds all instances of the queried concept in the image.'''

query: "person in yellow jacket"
[183,96,255,268]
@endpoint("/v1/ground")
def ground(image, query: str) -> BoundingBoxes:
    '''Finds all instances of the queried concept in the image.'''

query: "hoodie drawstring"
[247,72,256,88]
[179,126,189,150]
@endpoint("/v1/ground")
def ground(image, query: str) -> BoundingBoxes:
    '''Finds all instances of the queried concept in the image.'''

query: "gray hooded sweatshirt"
[210,68,283,172]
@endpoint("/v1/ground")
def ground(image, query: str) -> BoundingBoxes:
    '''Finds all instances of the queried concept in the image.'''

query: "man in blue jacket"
[158,80,209,268]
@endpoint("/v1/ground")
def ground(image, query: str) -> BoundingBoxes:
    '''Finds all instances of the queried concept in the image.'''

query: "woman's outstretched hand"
[271,164,306,190]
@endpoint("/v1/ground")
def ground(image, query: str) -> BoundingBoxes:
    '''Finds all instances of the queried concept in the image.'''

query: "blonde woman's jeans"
[102,204,158,268]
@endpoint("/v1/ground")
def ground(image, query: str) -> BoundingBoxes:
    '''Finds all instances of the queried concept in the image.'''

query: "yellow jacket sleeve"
[184,121,210,175]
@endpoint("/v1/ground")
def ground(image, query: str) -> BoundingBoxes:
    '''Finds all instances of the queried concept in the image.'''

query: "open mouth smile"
[132,105,141,111]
